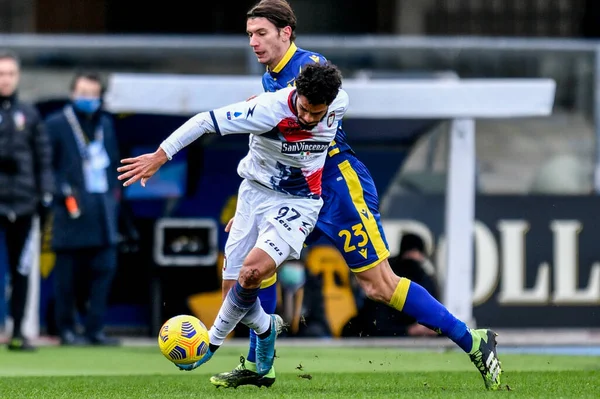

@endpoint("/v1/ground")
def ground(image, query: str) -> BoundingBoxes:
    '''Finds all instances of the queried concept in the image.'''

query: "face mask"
[73,97,101,114]
[278,262,306,289]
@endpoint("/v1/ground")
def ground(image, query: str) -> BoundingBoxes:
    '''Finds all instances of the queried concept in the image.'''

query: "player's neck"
[267,42,297,72]
[267,57,283,72]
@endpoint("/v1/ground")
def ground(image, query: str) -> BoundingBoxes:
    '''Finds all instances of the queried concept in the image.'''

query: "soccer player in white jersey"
[212,0,502,392]
[117,63,348,375]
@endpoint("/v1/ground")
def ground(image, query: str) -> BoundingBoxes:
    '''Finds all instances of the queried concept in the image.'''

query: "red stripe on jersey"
[277,117,313,142]
[304,167,323,196]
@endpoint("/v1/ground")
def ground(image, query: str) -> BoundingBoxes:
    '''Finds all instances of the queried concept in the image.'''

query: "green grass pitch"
[0,344,598,398]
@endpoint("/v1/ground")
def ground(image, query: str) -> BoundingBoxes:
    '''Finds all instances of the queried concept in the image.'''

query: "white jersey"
[161,87,349,199]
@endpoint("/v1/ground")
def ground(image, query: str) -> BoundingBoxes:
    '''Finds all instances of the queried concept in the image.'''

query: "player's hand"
[117,148,168,187]
[175,348,215,371]
[225,217,234,232]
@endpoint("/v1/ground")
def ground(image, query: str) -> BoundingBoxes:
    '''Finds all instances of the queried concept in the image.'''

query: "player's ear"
[281,26,292,42]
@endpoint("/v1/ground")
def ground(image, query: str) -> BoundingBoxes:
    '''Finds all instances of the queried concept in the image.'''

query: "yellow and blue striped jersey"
[262,43,353,159]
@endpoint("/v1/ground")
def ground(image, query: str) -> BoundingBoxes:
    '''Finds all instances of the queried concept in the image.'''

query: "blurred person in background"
[276,260,305,335]
[46,71,120,346]
[276,256,330,338]
[343,234,440,338]
[0,49,54,351]
[294,259,331,339]
[389,234,440,336]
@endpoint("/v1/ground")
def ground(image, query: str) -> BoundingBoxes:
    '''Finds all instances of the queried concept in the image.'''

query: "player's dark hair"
[247,0,297,41]
[295,63,342,106]
[0,49,20,67]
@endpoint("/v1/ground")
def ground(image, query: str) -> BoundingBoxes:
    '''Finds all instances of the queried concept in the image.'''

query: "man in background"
[0,49,54,351]
[344,234,440,338]
[46,71,120,346]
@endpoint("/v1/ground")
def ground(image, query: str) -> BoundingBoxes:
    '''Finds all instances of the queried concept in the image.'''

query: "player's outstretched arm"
[117,93,276,188]
[117,147,168,187]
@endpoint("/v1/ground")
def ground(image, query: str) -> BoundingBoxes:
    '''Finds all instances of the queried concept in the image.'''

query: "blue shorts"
[306,153,390,272]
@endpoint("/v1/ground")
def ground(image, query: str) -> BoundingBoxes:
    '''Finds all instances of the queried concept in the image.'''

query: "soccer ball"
[158,314,210,365]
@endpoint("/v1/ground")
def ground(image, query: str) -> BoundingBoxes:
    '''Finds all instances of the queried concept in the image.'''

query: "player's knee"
[238,247,277,288]
[239,265,265,288]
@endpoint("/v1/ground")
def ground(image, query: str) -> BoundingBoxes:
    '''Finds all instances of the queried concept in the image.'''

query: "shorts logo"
[278,219,292,231]
[299,221,311,236]
[281,141,329,155]
[327,111,335,127]
[265,239,283,257]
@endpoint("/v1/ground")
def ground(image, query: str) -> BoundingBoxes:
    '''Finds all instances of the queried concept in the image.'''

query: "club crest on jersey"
[326,111,335,127]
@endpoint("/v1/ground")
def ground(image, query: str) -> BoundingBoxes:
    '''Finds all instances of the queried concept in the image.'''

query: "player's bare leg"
[222,279,235,300]
[354,260,502,390]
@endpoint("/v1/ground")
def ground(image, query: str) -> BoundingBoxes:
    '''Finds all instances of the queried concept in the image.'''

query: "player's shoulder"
[261,86,294,100]
[331,89,349,109]
[261,69,271,80]
[294,46,328,67]
[254,86,294,109]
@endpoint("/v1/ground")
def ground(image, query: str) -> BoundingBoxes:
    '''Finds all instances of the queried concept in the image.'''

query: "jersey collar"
[268,42,298,74]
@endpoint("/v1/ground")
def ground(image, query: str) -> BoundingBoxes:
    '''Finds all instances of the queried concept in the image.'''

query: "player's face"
[0,58,19,97]
[296,94,328,130]
[247,17,290,69]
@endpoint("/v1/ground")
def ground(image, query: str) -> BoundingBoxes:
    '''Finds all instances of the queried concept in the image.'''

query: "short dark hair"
[399,233,425,256]
[295,63,342,106]
[247,0,297,41]
[0,49,20,66]
[70,70,105,94]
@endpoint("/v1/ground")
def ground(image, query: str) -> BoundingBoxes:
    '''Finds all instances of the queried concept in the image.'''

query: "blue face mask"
[278,262,306,289]
[73,97,101,114]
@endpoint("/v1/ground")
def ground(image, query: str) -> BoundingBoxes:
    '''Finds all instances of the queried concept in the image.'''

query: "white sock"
[209,289,255,346]
[241,299,272,335]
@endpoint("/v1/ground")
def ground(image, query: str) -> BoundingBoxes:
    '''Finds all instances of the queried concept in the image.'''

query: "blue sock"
[230,281,260,309]
[247,283,277,363]
[391,278,473,353]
